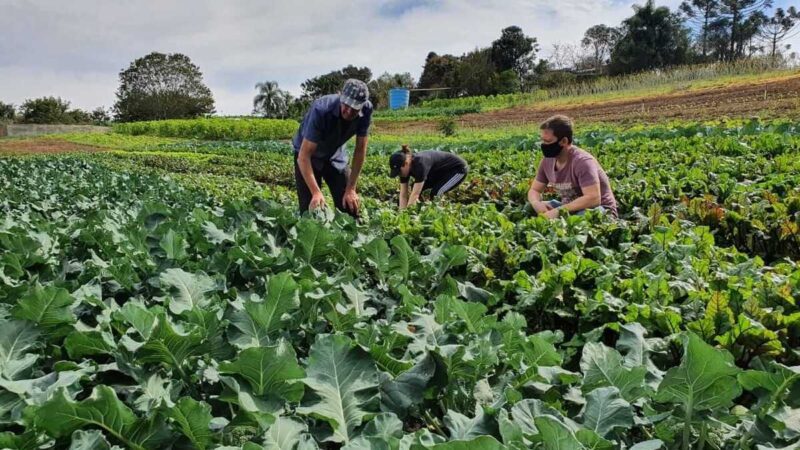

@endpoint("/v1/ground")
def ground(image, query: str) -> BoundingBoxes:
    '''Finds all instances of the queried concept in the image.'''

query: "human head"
[539,115,574,157]
[340,79,369,121]
[389,144,413,178]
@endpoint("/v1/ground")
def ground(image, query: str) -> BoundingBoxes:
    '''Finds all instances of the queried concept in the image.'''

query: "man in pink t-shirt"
[528,115,618,219]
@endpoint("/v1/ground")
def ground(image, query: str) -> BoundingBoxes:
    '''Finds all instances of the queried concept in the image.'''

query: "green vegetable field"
[1,119,799,449]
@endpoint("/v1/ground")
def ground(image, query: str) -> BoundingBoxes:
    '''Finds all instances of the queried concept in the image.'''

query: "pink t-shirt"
[535,146,618,217]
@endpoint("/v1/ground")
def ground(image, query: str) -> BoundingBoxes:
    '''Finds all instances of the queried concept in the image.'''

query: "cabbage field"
[0,119,799,450]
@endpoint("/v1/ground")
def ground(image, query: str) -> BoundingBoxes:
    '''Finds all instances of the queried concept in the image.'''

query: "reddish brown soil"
[376,75,800,134]
[0,139,105,155]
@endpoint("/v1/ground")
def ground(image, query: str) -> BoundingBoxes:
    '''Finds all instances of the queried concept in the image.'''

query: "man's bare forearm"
[298,142,321,195]
[399,183,409,209]
[347,137,368,191]
[562,194,600,212]
[528,188,543,206]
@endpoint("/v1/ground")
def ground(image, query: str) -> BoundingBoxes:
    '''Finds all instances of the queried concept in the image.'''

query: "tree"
[717,0,772,60]
[113,52,215,122]
[492,69,521,94]
[19,97,70,124]
[491,26,539,77]
[455,48,497,96]
[287,98,312,122]
[582,25,623,70]
[609,0,692,75]
[66,109,92,124]
[758,7,800,58]
[253,81,292,118]
[0,102,14,122]
[91,107,111,125]
[417,52,460,100]
[300,65,372,99]
[368,72,415,109]
[680,0,721,59]
[548,42,589,70]
[17,97,93,125]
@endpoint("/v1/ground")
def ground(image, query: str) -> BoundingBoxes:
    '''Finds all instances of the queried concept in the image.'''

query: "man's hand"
[343,188,360,213]
[310,191,327,210]
[532,201,553,214]
[543,208,560,220]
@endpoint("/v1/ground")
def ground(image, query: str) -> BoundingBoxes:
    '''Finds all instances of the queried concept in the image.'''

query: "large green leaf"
[363,238,390,278]
[508,399,568,439]
[68,430,111,450]
[34,386,147,450]
[580,342,647,402]
[581,387,634,438]
[219,340,305,402]
[521,335,562,368]
[64,330,115,359]
[342,413,404,450]
[534,415,583,450]
[0,319,40,380]
[218,375,281,422]
[629,440,664,450]
[202,221,234,244]
[444,410,497,441]
[431,244,468,279]
[160,229,189,261]
[410,436,506,450]
[342,282,377,317]
[297,334,380,443]
[0,430,42,450]
[263,416,310,450]
[434,296,494,334]
[388,236,419,282]
[739,362,800,399]
[765,406,800,441]
[655,333,741,412]
[136,313,204,371]
[12,284,75,330]
[228,272,299,348]
[381,352,439,418]
[133,373,177,412]
[159,268,217,315]
[114,301,157,340]
[294,220,333,265]
[167,397,215,450]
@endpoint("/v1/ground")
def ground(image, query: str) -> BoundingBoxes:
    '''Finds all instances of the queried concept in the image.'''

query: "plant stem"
[683,399,693,450]
[698,421,707,450]
[423,410,446,436]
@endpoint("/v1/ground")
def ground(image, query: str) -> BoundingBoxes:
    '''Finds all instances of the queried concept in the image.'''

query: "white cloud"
[0,0,794,116]
[0,67,117,112]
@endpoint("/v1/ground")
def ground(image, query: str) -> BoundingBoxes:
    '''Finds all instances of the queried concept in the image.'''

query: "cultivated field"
[1,76,800,450]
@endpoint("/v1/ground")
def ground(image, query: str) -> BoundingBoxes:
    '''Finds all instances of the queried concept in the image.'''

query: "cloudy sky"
[1,0,795,115]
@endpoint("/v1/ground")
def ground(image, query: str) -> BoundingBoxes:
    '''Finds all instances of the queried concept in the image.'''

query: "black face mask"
[541,140,563,158]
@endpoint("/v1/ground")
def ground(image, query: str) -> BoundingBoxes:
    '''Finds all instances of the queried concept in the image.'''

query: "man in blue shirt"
[293,79,372,217]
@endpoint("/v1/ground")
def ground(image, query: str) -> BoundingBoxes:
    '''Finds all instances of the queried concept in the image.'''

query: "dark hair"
[540,115,574,144]
[401,144,412,154]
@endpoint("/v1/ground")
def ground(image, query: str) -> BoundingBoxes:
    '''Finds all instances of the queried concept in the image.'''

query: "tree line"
[2,0,796,125]
[256,0,799,115]
[0,98,110,126]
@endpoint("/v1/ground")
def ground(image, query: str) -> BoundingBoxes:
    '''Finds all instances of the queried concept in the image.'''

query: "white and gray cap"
[340,79,370,110]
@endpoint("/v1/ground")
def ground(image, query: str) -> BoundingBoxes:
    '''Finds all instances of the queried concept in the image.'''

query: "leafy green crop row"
[1,143,799,449]
[113,118,299,141]
[76,120,800,262]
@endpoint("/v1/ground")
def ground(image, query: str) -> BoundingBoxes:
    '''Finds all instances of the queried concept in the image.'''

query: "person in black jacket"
[388,145,469,209]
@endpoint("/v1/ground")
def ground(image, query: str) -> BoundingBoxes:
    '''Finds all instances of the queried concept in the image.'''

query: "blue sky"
[1,0,796,115]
